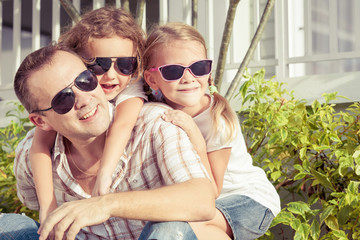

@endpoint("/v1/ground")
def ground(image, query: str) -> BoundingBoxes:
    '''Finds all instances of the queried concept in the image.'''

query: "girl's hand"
[92,169,112,196]
[161,110,197,134]
[162,110,206,155]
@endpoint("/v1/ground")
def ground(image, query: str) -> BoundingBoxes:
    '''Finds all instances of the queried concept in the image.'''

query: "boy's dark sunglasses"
[87,57,137,75]
[31,70,98,115]
[149,60,212,81]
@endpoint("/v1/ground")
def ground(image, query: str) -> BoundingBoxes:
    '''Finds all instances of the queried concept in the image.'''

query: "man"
[2,44,215,240]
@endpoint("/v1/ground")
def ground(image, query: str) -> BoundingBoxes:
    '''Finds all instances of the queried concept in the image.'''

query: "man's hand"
[38,196,111,240]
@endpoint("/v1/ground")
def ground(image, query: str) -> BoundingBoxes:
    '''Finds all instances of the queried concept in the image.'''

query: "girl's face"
[145,40,210,116]
[86,36,135,101]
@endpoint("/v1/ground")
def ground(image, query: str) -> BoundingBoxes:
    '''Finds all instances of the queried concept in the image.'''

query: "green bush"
[1,72,360,239]
[0,101,38,220]
[238,69,360,239]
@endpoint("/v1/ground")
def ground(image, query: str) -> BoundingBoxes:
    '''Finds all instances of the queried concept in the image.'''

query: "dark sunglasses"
[149,60,212,81]
[31,70,98,114]
[87,57,137,75]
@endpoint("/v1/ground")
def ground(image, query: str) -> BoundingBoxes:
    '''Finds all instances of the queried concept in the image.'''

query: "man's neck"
[64,133,106,180]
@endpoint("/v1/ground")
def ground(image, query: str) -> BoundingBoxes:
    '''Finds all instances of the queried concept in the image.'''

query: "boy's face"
[86,36,136,101]
[28,51,110,142]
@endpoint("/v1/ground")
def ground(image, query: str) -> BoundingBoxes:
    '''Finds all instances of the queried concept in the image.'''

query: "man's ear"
[29,113,53,131]
[144,70,159,91]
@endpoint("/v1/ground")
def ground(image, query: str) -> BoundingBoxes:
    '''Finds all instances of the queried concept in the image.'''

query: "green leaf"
[325,215,339,230]
[270,170,282,182]
[271,211,296,226]
[310,168,335,190]
[338,156,354,177]
[268,132,281,146]
[299,147,308,160]
[239,80,250,101]
[346,181,360,195]
[287,201,311,216]
[293,223,310,240]
[280,128,288,141]
[338,205,352,225]
[320,205,336,224]
[310,219,320,240]
[294,172,308,180]
[331,230,348,240]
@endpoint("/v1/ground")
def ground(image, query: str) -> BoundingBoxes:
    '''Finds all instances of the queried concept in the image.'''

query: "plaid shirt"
[14,103,208,239]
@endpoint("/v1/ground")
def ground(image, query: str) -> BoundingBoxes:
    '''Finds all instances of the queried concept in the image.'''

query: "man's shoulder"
[139,102,172,120]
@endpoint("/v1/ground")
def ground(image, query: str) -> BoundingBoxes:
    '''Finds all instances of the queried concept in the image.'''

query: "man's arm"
[39,104,217,240]
[39,178,215,240]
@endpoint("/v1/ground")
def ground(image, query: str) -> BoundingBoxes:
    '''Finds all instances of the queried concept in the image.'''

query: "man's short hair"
[14,43,78,113]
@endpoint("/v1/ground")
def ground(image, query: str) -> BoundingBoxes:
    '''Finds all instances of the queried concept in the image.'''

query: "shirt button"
[133,179,138,183]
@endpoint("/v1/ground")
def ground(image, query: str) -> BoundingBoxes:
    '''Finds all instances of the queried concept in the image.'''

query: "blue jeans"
[216,195,275,240]
[0,214,196,240]
[138,221,198,240]
[0,213,40,240]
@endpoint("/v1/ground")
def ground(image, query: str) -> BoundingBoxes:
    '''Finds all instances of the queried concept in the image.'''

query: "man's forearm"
[39,178,216,240]
[106,178,216,221]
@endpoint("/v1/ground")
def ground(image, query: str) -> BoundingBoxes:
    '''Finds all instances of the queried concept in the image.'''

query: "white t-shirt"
[193,95,281,216]
[113,79,147,106]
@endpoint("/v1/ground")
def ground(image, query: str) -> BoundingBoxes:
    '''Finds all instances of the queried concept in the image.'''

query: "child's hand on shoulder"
[92,170,112,197]
[161,110,196,133]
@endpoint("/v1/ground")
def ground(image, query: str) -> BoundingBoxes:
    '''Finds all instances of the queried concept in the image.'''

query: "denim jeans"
[0,213,40,240]
[138,221,198,240]
[216,195,275,240]
[0,214,197,240]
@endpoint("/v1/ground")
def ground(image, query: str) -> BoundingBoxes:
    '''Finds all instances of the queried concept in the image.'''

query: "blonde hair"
[144,22,239,142]
[58,6,145,80]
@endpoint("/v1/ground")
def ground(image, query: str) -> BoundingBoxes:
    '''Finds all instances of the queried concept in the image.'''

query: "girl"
[143,22,281,240]
[29,7,146,223]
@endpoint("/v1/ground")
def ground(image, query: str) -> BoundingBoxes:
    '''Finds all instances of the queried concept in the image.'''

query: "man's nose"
[73,87,93,110]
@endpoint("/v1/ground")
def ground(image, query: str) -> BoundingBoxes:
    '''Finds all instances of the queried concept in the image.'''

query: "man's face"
[28,51,110,142]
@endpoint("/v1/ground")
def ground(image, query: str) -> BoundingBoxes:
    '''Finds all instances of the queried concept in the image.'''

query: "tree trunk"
[59,0,81,23]
[214,0,241,92]
[225,0,275,100]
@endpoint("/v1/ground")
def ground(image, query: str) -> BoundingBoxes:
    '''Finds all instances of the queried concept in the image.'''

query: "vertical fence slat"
[93,0,105,10]
[355,0,360,51]
[253,0,261,61]
[13,0,21,78]
[141,2,146,30]
[159,0,168,24]
[304,0,312,56]
[115,0,121,8]
[32,0,41,51]
[52,0,60,41]
[183,0,191,25]
[329,0,337,54]
[275,0,287,79]
[73,0,81,13]
[0,1,2,86]
[206,0,214,61]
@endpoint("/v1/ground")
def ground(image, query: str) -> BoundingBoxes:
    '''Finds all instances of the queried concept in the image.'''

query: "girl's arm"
[207,148,231,195]
[162,110,219,196]
[92,97,144,196]
[29,127,57,223]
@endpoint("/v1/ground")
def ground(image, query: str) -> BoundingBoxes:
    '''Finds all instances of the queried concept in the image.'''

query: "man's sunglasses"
[87,57,137,75]
[31,70,98,115]
[149,59,212,81]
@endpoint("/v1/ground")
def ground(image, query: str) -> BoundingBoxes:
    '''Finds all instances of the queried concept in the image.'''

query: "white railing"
[1,0,360,104]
